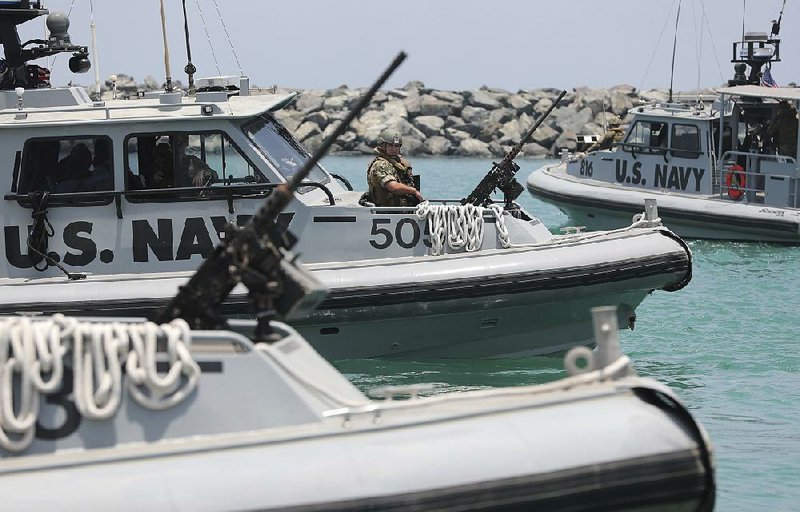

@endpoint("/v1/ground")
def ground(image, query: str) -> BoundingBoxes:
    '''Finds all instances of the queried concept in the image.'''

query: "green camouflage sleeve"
[370,160,400,188]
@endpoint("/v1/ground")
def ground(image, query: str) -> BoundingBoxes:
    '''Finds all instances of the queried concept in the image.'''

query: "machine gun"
[155,52,407,342]
[462,90,567,217]
[0,1,91,89]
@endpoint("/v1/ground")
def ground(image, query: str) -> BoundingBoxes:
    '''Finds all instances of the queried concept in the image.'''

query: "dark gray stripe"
[313,216,357,223]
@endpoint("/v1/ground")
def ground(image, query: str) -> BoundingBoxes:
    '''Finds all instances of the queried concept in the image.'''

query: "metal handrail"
[4,181,337,219]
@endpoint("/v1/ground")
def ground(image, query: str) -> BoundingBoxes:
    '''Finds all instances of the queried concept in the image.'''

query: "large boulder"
[419,95,455,117]
[413,115,446,136]
[467,90,503,110]
[424,136,452,155]
[461,105,490,124]
[455,139,492,157]
[294,121,321,142]
[294,92,325,113]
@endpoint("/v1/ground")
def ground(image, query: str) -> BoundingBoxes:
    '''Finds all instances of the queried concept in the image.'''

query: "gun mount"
[0,1,90,89]
[155,52,407,342]
[462,90,567,218]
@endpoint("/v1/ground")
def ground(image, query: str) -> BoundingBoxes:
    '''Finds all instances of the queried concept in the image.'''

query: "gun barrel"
[506,89,567,161]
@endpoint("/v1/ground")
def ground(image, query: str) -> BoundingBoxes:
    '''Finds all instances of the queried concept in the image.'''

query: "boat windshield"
[243,115,330,186]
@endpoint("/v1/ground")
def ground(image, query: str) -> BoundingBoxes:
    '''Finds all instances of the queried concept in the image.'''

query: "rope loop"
[416,202,510,255]
[0,316,200,453]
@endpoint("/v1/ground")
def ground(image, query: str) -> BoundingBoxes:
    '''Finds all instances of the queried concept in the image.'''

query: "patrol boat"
[0,3,692,358]
[0,308,716,511]
[527,22,800,244]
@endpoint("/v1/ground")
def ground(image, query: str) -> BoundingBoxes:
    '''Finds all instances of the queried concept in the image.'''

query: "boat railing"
[718,151,799,207]
[4,181,337,218]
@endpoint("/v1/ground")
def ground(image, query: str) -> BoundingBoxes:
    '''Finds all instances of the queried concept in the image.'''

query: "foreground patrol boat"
[527,25,800,243]
[0,307,716,511]
[0,4,691,358]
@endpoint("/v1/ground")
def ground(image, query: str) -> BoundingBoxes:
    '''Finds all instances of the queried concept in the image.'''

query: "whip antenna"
[181,0,196,94]
[668,0,682,103]
[89,0,100,99]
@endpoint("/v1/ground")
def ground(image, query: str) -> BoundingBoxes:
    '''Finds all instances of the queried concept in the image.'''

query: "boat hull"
[0,321,715,511]
[528,163,800,244]
[0,228,690,358]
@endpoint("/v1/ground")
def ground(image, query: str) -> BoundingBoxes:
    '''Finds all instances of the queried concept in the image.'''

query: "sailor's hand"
[414,190,423,202]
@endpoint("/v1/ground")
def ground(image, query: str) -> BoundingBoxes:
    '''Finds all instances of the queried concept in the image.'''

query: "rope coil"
[416,202,511,255]
[0,315,200,453]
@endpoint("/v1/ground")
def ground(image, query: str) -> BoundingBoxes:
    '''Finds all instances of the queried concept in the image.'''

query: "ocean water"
[321,155,800,512]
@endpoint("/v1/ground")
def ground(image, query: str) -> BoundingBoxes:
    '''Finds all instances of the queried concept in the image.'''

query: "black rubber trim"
[313,216,357,223]
[272,449,710,511]
[1,252,690,317]
[528,181,800,236]
[632,387,717,512]
[317,252,691,309]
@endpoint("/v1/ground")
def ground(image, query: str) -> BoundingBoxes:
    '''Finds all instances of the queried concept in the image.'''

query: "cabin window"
[623,121,669,154]
[16,136,114,203]
[243,115,330,188]
[124,131,266,200]
[670,124,701,159]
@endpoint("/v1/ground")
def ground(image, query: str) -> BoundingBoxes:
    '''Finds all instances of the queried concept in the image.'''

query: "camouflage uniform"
[366,147,416,207]
[767,103,798,158]
[587,126,625,152]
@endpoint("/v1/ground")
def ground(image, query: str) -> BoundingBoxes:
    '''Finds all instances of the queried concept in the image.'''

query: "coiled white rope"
[0,315,200,453]
[416,202,511,255]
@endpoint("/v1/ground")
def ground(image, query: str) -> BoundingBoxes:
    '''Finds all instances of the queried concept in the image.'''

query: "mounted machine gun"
[462,89,567,218]
[156,52,407,342]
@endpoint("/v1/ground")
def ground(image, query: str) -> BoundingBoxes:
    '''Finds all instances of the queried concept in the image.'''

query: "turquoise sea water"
[321,155,800,512]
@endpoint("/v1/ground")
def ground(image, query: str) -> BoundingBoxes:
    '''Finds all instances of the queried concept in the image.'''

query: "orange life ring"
[725,164,746,201]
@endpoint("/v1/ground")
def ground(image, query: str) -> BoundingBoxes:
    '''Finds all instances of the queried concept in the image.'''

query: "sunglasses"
[387,142,402,148]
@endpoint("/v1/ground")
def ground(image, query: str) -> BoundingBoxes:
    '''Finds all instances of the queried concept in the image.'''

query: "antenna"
[89,0,100,99]
[159,0,174,92]
[181,0,196,95]
[668,0,682,103]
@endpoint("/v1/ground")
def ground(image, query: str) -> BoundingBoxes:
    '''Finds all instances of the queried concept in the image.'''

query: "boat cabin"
[567,92,799,208]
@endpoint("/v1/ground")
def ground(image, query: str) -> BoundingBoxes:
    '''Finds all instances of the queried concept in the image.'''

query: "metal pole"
[159,0,173,92]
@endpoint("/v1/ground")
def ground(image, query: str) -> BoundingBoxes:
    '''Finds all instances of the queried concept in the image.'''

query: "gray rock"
[431,90,465,108]
[489,141,506,157]
[506,95,533,114]
[610,91,634,116]
[456,139,492,157]
[444,115,465,127]
[520,142,549,157]
[383,99,409,119]
[531,124,559,146]
[403,94,422,117]
[304,110,329,126]
[461,105,490,124]
[467,90,503,110]
[402,136,425,156]
[498,119,523,145]
[488,108,516,125]
[295,121,321,142]
[533,98,554,116]
[552,129,578,154]
[424,136,453,155]
[445,127,472,142]
[449,123,483,138]
[295,92,325,113]
[323,94,348,110]
[419,95,454,117]
[413,115,446,136]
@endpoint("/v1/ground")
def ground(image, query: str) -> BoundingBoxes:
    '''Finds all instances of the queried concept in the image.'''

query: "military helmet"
[378,128,403,146]
[606,114,622,127]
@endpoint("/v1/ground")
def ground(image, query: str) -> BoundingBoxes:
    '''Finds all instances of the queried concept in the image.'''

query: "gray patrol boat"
[528,20,800,243]
[0,2,691,358]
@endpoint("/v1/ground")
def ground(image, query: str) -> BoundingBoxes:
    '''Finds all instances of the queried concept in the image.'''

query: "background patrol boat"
[527,21,800,244]
[0,3,691,358]
[0,308,716,511]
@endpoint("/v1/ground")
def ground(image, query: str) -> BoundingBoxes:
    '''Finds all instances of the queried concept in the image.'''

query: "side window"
[623,121,669,153]
[671,124,701,159]
[125,132,265,195]
[17,137,114,197]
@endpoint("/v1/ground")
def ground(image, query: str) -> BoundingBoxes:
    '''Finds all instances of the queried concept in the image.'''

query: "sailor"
[766,100,798,158]
[365,129,422,207]
[173,134,219,187]
[587,115,626,152]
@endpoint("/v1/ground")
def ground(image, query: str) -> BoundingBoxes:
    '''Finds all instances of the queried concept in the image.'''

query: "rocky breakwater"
[270,82,674,158]
[95,75,678,158]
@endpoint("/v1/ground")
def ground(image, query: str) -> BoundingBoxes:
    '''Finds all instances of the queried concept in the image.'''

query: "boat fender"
[725,164,746,201]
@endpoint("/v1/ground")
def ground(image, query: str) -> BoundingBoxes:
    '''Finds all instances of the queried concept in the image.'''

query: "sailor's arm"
[386,179,423,201]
